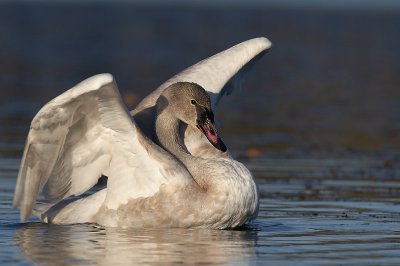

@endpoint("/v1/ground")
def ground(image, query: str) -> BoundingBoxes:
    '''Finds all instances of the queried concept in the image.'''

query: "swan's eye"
[190,99,196,105]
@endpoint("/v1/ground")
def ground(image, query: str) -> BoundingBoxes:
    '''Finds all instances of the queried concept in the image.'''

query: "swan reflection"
[14,223,259,265]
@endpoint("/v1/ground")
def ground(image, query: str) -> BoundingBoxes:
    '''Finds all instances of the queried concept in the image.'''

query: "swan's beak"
[196,107,227,152]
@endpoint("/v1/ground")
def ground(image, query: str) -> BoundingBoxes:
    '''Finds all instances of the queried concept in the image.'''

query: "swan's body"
[13,37,271,229]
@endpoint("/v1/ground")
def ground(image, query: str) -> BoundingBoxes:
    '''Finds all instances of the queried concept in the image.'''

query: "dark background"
[1,1,399,159]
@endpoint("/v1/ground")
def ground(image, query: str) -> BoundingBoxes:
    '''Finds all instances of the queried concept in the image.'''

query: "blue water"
[1,157,400,265]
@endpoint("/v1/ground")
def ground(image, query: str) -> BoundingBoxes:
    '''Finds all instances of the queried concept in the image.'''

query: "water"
[1,2,400,265]
[1,157,400,265]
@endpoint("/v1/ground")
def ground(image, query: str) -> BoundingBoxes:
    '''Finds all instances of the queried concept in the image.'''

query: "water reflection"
[7,154,400,265]
[14,223,259,265]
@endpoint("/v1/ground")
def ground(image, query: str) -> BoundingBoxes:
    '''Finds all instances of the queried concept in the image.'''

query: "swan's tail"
[32,201,54,222]
[34,189,107,224]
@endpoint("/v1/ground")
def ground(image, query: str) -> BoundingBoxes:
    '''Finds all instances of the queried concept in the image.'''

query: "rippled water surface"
[1,2,400,265]
[1,157,400,265]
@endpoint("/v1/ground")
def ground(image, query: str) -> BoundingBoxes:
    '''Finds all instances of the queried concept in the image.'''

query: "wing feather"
[132,37,271,118]
[13,73,190,220]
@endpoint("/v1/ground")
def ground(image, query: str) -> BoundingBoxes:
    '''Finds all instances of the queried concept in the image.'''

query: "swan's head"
[158,82,227,152]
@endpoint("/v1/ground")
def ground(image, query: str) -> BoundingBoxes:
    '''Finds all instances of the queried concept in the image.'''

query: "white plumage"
[13,37,271,228]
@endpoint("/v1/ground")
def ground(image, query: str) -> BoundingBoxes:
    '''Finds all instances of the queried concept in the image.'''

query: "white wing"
[131,37,271,154]
[132,37,271,116]
[13,74,191,220]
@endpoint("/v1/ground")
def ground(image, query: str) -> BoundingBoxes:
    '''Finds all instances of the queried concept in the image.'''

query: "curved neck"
[155,110,208,189]
[155,110,189,161]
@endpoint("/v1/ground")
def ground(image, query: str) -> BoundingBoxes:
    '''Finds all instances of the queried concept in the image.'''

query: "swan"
[12,37,271,229]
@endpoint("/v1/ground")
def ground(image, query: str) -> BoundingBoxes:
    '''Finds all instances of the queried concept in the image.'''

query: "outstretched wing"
[131,37,271,155]
[13,74,191,220]
[132,37,271,116]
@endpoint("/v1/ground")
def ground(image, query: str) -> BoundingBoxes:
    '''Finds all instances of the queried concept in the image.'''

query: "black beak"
[196,106,227,152]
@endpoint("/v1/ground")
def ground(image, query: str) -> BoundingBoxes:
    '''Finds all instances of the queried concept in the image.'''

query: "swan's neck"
[155,111,189,159]
[155,111,208,189]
